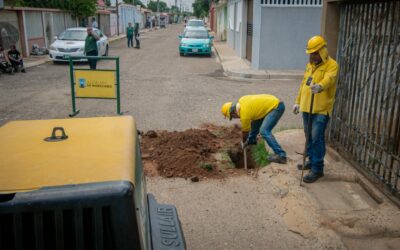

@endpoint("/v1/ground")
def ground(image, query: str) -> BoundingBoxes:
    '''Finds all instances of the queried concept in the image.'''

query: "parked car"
[179,27,214,57]
[185,19,205,28]
[49,28,109,62]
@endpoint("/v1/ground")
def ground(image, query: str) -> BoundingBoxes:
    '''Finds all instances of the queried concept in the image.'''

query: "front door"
[246,0,253,62]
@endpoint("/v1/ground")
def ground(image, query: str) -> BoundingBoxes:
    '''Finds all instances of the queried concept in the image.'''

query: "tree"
[192,0,209,18]
[147,0,169,12]
[123,0,145,8]
[68,0,97,18]
[8,0,97,18]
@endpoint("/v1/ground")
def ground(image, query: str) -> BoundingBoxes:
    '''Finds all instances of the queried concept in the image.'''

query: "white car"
[49,28,109,62]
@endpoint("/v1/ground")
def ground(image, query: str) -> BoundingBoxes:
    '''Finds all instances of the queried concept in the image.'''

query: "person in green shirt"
[126,22,134,48]
[134,23,140,49]
[84,27,100,69]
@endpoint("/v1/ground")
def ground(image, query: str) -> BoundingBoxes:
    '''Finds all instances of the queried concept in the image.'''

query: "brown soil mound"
[140,129,222,179]
[140,125,258,180]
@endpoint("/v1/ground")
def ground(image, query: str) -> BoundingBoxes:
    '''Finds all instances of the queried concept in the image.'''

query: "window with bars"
[260,0,322,7]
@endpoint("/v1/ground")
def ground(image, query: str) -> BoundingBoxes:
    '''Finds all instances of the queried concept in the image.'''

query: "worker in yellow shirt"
[293,35,339,183]
[221,94,287,164]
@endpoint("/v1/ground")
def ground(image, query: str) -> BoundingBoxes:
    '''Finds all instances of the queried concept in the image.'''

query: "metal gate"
[329,1,400,200]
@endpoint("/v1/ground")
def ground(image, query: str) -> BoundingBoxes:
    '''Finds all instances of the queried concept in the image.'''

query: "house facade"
[226,0,322,70]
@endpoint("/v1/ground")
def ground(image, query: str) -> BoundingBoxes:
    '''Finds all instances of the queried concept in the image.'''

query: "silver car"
[49,28,109,62]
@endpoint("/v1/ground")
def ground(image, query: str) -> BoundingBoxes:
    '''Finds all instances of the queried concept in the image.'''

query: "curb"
[25,29,151,69]
[214,45,303,80]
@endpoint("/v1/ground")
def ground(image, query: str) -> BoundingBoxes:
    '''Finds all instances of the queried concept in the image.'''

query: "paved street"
[0,24,302,130]
[1,24,400,250]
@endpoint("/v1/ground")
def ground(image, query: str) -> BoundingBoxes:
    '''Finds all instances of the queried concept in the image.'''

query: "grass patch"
[251,141,269,167]
[199,162,214,171]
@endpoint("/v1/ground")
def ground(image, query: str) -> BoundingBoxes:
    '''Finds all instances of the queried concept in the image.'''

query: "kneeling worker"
[221,94,287,164]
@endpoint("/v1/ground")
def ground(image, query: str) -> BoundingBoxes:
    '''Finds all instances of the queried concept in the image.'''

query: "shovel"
[300,77,315,186]
[241,141,248,170]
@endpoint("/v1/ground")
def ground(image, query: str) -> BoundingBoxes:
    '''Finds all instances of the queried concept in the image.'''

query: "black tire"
[104,45,109,56]
[180,52,184,56]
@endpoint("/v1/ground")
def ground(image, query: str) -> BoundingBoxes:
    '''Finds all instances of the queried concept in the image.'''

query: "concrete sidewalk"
[24,29,152,69]
[213,42,303,80]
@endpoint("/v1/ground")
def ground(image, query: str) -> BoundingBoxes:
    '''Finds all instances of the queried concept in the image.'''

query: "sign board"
[74,70,116,99]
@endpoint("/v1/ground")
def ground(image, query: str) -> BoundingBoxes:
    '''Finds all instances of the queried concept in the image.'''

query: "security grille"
[0,207,114,250]
[329,1,400,201]
[260,0,322,7]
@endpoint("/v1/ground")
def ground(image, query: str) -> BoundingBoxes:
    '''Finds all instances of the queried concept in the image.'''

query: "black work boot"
[267,154,287,164]
[297,161,311,170]
[303,172,324,183]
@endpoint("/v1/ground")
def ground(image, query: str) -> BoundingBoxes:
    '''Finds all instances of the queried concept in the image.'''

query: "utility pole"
[156,0,160,28]
[116,0,120,36]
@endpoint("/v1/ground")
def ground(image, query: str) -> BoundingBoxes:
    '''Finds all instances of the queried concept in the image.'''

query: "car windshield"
[184,30,209,39]
[187,20,204,26]
[58,30,87,41]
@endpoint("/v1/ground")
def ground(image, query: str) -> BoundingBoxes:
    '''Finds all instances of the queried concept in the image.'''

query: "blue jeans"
[127,35,133,47]
[248,102,286,158]
[302,113,329,174]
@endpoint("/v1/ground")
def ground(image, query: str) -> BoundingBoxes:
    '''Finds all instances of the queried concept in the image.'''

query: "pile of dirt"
[140,125,257,180]
[141,128,222,179]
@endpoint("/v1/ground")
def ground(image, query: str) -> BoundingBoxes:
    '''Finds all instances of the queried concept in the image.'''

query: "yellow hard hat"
[221,102,233,120]
[306,35,327,54]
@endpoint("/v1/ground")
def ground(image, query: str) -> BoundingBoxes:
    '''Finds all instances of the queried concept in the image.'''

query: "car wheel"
[103,45,109,56]
[180,52,184,56]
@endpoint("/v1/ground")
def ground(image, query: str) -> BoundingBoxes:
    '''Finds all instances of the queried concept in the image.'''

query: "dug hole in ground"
[140,126,400,250]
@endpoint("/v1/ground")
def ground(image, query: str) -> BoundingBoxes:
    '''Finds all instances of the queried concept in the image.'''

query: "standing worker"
[293,35,339,183]
[84,27,100,70]
[221,94,287,164]
[126,22,134,48]
[134,22,140,49]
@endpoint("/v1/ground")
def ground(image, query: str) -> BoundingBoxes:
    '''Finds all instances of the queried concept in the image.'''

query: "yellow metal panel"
[0,116,136,193]
[75,70,116,99]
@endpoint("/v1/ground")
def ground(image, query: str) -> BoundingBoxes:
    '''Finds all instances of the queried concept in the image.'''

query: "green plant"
[200,162,213,171]
[251,142,269,167]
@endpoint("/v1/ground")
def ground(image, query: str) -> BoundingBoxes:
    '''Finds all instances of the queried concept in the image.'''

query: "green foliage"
[68,0,97,18]
[123,0,146,8]
[147,0,169,12]
[192,0,209,18]
[200,162,213,171]
[251,142,269,167]
[8,0,97,18]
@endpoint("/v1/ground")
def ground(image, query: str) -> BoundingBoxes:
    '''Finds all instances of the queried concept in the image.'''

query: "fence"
[329,1,400,200]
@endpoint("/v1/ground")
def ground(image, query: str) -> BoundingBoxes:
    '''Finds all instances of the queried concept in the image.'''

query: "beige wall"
[321,0,342,59]
[0,10,22,52]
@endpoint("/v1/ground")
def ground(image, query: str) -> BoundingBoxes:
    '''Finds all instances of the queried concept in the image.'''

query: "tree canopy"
[123,0,146,8]
[147,0,169,12]
[6,0,97,18]
[192,0,209,18]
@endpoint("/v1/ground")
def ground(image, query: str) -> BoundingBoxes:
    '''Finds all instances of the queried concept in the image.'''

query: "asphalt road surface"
[0,24,302,130]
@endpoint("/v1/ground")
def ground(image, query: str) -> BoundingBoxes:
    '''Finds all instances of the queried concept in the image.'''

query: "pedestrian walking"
[84,27,100,70]
[134,23,140,49]
[221,94,287,164]
[91,17,98,29]
[293,35,339,183]
[127,22,134,48]
[7,45,26,73]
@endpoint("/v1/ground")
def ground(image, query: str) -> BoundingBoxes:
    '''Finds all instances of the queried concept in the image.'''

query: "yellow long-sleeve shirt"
[295,47,339,115]
[238,94,280,132]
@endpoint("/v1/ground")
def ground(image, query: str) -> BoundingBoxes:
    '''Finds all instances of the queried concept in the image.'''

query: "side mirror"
[53,36,58,40]
[178,35,183,38]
